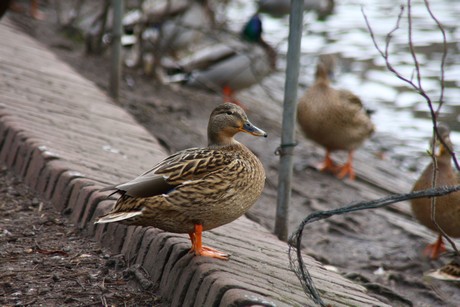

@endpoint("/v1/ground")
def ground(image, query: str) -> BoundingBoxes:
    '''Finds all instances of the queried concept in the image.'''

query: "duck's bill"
[438,139,451,155]
[241,121,267,137]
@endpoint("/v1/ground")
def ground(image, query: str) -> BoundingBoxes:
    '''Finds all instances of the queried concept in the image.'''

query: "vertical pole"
[110,0,124,100]
[274,0,304,241]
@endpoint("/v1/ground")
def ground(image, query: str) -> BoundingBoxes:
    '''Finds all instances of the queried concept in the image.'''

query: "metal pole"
[110,0,124,100]
[275,0,304,241]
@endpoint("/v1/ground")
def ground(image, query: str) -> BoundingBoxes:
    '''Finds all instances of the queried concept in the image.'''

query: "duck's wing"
[177,44,238,72]
[338,89,375,118]
[108,147,232,198]
[338,89,364,109]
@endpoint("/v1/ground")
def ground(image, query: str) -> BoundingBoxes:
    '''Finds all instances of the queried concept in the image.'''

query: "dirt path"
[0,166,164,306]
[3,5,460,306]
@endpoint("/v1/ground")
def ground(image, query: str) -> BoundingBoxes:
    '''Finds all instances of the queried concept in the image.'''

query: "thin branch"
[407,0,423,90]
[423,0,447,112]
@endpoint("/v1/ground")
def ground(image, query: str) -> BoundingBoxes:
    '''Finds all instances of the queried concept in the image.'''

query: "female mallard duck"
[169,14,277,106]
[96,103,267,260]
[411,124,460,259]
[297,54,374,180]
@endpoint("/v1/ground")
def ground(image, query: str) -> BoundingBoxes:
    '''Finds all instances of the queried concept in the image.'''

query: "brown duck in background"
[297,54,375,180]
[411,124,460,260]
[96,103,267,260]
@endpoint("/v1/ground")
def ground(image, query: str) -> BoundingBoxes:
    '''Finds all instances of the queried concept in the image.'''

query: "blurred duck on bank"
[297,54,375,180]
[122,0,215,79]
[166,13,277,107]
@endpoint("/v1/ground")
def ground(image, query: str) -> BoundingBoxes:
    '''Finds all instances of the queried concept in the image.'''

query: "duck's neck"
[259,39,277,70]
[315,65,331,86]
[208,131,239,147]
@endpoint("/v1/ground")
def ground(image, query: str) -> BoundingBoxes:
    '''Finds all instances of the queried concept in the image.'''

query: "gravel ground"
[0,166,164,306]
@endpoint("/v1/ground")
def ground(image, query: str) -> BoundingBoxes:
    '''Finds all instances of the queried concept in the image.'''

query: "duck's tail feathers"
[99,186,124,198]
[365,108,376,117]
[95,211,142,224]
[166,72,191,84]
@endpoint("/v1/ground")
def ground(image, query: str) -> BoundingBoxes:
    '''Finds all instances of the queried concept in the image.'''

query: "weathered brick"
[42,160,75,200]
[12,135,33,179]
[202,273,272,306]
[141,231,178,284]
[35,159,61,197]
[0,123,22,166]
[182,261,217,306]
[24,145,60,190]
[87,199,114,238]
[68,181,101,226]
[134,227,159,265]
[99,223,128,254]
[6,130,29,174]
[120,226,137,255]
[79,191,113,233]
[160,240,194,299]
[219,289,285,307]
[166,254,199,307]
[50,170,85,211]
[193,270,219,306]
[120,226,149,265]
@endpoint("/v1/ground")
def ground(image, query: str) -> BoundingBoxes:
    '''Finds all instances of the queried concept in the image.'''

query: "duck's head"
[435,123,454,156]
[208,103,267,146]
[241,14,263,43]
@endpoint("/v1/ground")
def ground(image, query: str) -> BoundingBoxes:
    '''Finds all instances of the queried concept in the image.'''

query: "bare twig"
[423,0,447,112]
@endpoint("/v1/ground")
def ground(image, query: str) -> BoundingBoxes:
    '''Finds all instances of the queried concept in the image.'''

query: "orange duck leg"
[317,150,338,174]
[423,234,447,260]
[336,151,356,180]
[222,86,247,110]
[188,224,229,260]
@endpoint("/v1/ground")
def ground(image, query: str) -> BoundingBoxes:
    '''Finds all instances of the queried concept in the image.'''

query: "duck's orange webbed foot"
[423,234,446,260]
[188,224,229,260]
[316,150,338,174]
[336,162,355,180]
[30,0,45,20]
[336,151,356,180]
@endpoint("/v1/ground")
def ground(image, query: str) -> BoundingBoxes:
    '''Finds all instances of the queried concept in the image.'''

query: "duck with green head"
[170,14,277,107]
[96,103,267,260]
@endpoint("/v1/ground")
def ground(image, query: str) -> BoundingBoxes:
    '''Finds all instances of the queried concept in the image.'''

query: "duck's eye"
[226,111,233,115]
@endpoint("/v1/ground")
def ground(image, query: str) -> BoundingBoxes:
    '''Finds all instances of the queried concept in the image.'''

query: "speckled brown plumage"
[440,258,460,277]
[297,54,374,179]
[96,103,267,259]
[411,124,460,259]
[426,257,460,281]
